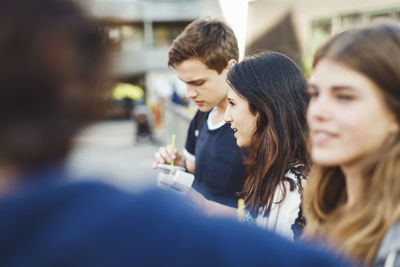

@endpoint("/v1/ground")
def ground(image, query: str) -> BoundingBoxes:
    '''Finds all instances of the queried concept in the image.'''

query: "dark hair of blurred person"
[304,21,400,265]
[0,0,109,175]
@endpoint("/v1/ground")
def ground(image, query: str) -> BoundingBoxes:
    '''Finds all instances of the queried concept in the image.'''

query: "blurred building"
[83,0,400,81]
[82,0,222,95]
[79,0,400,146]
[79,0,223,147]
[245,0,400,74]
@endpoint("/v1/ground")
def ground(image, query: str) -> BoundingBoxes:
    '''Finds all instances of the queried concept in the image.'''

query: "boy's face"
[175,58,232,112]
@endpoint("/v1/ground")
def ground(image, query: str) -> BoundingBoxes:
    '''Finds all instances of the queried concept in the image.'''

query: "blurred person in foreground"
[304,21,400,266]
[0,0,354,266]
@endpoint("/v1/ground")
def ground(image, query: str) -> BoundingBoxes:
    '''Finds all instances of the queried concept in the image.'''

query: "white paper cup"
[156,164,185,185]
[174,170,195,187]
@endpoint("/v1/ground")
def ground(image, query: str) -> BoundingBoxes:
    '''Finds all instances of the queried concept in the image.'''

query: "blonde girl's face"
[307,58,399,169]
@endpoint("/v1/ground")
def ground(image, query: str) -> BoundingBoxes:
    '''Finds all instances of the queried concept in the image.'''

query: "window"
[101,22,144,51]
[153,21,191,47]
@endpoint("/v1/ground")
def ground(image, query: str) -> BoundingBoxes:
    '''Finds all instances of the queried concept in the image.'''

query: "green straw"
[169,134,176,174]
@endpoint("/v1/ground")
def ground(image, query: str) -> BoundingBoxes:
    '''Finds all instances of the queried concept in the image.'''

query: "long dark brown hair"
[227,52,310,215]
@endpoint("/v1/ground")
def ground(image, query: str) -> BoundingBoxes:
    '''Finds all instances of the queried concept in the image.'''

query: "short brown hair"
[168,18,239,74]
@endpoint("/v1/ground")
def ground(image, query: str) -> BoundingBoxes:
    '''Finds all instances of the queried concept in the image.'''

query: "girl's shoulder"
[286,163,307,179]
[284,163,307,191]
[374,220,400,266]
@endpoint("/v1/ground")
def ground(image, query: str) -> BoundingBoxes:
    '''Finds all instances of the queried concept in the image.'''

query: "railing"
[156,102,195,151]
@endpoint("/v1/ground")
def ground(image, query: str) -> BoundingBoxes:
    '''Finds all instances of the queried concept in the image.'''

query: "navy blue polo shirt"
[185,109,247,207]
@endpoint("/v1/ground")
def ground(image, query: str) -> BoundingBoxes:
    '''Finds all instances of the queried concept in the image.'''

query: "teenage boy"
[154,18,246,208]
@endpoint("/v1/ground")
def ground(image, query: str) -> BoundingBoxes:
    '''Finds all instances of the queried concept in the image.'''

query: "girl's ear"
[390,122,400,134]
[388,113,400,134]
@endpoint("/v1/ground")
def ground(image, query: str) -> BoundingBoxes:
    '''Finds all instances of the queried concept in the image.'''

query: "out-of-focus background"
[68,0,400,191]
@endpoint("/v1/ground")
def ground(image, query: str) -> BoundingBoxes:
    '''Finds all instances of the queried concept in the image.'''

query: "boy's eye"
[192,80,205,86]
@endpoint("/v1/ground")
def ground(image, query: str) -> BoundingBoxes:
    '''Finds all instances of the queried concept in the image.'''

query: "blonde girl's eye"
[336,94,355,102]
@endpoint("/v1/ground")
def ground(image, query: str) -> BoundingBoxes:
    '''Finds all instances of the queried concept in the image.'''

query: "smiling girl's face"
[224,87,258,148]
[307,58,399,170]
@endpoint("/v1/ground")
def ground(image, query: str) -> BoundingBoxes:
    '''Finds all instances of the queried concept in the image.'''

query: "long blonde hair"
[304,22,400,265]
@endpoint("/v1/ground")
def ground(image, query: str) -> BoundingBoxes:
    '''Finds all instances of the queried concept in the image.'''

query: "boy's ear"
[226,59,237,69]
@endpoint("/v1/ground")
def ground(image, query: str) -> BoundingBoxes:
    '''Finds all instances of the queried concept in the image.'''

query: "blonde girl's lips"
[194,101,204,106]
